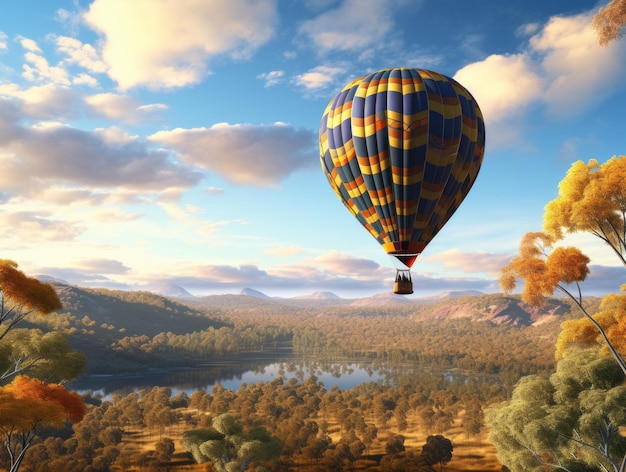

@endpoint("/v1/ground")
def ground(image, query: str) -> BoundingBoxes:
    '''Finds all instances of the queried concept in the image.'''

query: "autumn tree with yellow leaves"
[0,261,86,472]
[0,375,86,472]
[487,156,626,472]
[0,260,85,381]
[593,0,626,46]
[0,260,62,341]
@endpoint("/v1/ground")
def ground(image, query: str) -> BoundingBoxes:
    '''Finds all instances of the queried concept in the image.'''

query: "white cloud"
[72,73,98,87]
[55,35,108,74]
[454,54,543,123]
[294,65,346,90]
[0,210,85,242]
[22,51,71,85]
[76,258,130,274]
[0,99,203,198]
[18,37,42,53]
[298,0,400,54]
[83,0,278,90]
[86,93,167,123]
[0,83,82,119]
[530,12,626,116]
[422,249,512,276]
[453,9,626,148]
[149,122,317,187]
[93,126,139,145]
[0,32,8,51]
[314,250,381,275]
[257,70,284,87]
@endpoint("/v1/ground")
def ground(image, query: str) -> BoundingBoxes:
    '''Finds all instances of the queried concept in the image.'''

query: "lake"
[67,357,396,397]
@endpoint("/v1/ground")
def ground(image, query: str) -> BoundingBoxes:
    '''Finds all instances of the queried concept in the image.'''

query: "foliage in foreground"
[490,155,626,471]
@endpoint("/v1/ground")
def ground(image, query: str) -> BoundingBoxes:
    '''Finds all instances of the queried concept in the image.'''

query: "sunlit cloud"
[0,83,83,119]
[454,54,543,123]
[149,122,317,187]
[75,258,130,274]
[294,65,346,90]
[0,100,203,197]
[298,0,403,54]
[86,93,167,123]
[314,250,381,275]
[83,0,278,90]
[55,35,108,74]
[72,73,98,87]
[18,37,42,54]
[422,249,512,276]
[530,12,626,116]
[454,9,626,149]
[0,210,85,242]
[22,51,71,85]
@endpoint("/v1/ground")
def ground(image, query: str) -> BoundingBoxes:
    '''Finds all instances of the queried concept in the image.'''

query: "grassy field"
[121,407,502,471]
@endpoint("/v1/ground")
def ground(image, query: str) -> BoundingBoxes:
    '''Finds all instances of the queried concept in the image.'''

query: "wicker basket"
[393,281,413,295]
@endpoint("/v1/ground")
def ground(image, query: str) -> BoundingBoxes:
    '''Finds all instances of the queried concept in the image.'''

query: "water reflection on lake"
[67,357,395,398]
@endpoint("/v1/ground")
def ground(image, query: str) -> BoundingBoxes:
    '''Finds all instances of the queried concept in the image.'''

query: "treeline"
[111,325,291,362]
[10,372,506,472]
[27,287,574,383]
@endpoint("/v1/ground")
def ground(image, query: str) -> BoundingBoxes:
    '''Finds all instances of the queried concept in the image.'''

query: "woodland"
[1,277,581,472]
[0,260,604,472]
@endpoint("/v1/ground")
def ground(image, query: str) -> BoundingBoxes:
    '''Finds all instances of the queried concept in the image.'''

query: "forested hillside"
[21,284,596,379]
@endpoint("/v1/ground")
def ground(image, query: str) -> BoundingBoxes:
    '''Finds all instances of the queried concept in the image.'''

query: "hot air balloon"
[319,68,485,294]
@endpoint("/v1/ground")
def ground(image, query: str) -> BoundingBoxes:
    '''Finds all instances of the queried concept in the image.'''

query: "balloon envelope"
[319,68,485,271]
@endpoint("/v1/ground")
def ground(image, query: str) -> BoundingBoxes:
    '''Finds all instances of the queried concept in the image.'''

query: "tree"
[486,349,626,472]
[0,329,85,382]
[421,435,453,472]
[0,260,62,341]
[592,0,626,46]
[0,261,84,383]
[182,414,282,472]
[385,434,406,456]
[502,157,626,373]
[493,155,626,471]
[543,157,626,265]
[0,375,86,472]
[154,437,175,463]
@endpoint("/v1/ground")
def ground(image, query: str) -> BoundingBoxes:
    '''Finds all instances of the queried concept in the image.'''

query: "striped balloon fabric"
[319,68,485,288]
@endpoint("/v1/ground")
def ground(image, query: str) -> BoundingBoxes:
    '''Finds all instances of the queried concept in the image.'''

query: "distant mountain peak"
[36,275,69,285]
[240,288,272,299]
[152,284,194,299]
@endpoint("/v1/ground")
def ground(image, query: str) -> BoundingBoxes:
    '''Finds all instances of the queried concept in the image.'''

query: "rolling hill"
[19,282,594,375]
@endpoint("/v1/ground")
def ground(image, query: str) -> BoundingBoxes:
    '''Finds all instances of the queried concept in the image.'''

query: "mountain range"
[151,284,484,305]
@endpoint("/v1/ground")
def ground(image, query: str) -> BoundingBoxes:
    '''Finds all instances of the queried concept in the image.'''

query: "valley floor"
[119,407,502,471]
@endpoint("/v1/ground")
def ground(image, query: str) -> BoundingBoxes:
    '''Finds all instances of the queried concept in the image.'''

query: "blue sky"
[0,0,625,299]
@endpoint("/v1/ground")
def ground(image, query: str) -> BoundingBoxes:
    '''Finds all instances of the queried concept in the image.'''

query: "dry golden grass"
[122,408,502,471]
